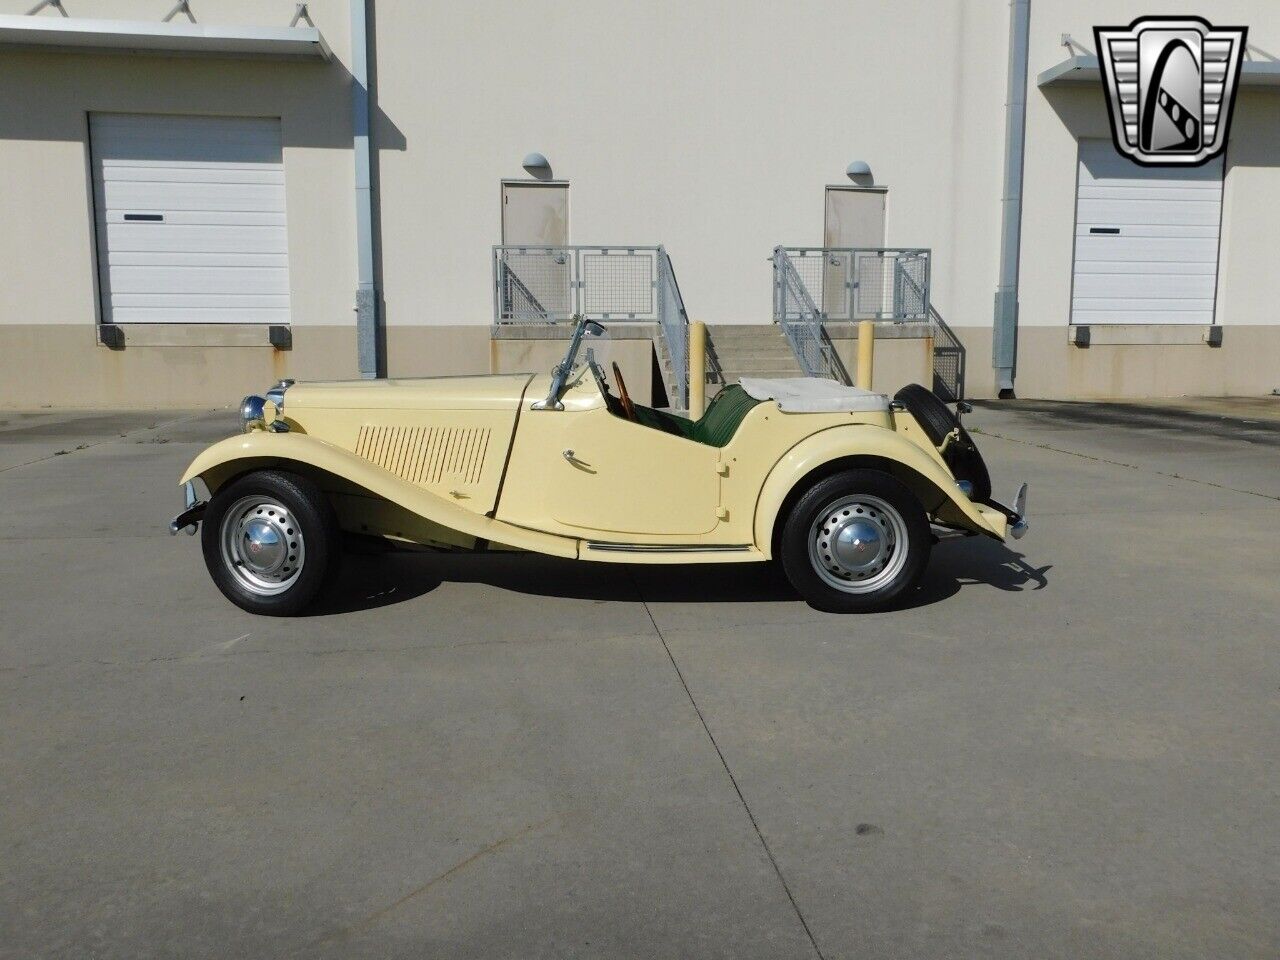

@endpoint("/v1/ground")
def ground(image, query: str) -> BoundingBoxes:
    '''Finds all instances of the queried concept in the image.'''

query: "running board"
[580,541,764,563]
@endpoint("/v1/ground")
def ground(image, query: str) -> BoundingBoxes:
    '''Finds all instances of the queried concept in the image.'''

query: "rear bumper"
[987,482,1030,540]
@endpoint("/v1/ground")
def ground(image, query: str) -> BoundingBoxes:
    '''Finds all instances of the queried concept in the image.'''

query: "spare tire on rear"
[893,383,991,504]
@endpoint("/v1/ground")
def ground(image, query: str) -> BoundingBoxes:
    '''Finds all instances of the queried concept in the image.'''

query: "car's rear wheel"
[201,470,339,616]
[893,383,991,503]
[780,469,931,613]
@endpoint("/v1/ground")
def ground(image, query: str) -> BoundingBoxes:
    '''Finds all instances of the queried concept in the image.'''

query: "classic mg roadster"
[171,319,1027,615]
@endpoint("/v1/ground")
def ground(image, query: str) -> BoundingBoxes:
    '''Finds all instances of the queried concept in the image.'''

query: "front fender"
[180,431,579,559]
[752,425,1007,556]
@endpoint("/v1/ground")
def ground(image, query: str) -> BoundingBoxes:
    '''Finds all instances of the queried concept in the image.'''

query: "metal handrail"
[773,247,844,381]
[774,246,931,322]
[928,306,966,402]
[774,245,964,398]
[492,243,690,410]
[895,266,965,401]
[500,262,549,322]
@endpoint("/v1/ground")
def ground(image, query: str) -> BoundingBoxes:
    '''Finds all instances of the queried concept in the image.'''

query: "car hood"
[282,374,536,412]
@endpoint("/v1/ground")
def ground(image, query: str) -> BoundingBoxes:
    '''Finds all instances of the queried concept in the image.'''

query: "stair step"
[719,356,803,371]
[712,348,798,361]
[707,332,789,345]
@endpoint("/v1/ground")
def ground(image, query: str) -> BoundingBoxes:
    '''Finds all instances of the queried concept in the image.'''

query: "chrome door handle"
[562,448,576,462]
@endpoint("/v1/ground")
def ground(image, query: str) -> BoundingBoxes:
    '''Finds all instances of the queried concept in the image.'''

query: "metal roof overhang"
[0,14,331,61]
[1038,54,1280,88]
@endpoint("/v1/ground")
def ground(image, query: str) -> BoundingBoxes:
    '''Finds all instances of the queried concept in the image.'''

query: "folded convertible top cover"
[737,377,890,413]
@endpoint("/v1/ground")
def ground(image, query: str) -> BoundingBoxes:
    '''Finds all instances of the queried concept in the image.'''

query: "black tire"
[780,469,931,613]
[893,383,992,503]
[201,470,340,616]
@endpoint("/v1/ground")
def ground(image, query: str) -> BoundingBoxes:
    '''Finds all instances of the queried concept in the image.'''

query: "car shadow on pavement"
[308,537,1050,615]
[304,552,445,616]
[907,537,1051,609]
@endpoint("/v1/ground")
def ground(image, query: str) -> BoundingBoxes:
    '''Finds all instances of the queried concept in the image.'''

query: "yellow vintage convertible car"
[171,319,1027,615]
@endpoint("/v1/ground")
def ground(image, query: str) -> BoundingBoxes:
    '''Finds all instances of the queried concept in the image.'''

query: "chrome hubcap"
[808,494,908,594]
[241,519,286,575]
[832,518,884,571]
[219,496,305,596]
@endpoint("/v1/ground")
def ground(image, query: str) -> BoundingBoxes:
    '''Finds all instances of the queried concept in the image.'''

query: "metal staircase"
[697,325,800,398]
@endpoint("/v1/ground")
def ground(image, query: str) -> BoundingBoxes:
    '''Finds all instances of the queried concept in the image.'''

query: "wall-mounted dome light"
[522,152,552,179]
[846,160,872,180]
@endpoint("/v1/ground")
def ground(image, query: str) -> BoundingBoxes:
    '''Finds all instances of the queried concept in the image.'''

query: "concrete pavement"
[1,399,1277,959]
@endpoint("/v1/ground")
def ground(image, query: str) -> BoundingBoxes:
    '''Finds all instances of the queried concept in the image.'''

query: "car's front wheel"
[780,469,931,613]
[201,470,339,616]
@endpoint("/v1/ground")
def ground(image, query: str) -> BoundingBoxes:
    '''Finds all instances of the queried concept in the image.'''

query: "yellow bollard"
[856,319,875,390]
[688,321,706,417]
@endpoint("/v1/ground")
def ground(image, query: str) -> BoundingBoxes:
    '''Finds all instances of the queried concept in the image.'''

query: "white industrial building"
[1,0,1278,407]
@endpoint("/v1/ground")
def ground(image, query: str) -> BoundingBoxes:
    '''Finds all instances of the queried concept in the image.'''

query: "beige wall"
[1,0,1278,406]
[370,0,1009,331]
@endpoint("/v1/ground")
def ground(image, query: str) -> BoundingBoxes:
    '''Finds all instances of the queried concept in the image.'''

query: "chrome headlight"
[241,394,267,431]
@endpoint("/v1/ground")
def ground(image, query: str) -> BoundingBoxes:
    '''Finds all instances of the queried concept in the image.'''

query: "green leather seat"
[629,385,761,448]
[687,384,761,447]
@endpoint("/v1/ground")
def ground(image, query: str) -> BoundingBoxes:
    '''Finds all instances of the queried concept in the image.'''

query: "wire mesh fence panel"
[851,252,887,318]
[893,253,930,318]
[820,250,852,319]
[929,306,966,402]
[845,250,930,320]
[495,247,572,322]
[778,251,828,320]
[493,244,691,409]
[778,248,930,323]
[774,249,843,381]
[774,247,943,386]
[657,249,688,410]
[581,250,656,318]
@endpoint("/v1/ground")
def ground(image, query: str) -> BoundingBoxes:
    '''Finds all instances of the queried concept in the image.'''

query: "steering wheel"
[612,362,637,422]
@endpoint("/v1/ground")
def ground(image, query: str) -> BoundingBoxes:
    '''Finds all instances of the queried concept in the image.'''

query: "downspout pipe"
[992,0,1030,397]
[351,0,381,378]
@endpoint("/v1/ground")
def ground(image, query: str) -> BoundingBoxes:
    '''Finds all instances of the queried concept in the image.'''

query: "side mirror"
[584,320,607,338]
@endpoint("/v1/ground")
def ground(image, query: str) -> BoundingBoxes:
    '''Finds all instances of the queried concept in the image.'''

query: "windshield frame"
[531,317,607,410]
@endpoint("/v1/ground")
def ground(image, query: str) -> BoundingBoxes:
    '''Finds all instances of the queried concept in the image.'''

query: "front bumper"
[988,482,1030,540]
[168,481,207,536]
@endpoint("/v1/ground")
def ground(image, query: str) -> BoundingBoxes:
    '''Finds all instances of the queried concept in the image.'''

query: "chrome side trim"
[585,542,754,554]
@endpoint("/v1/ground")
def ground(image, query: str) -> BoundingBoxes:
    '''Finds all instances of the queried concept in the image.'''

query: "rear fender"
[752,425,1007,557]
[180,432,579,559]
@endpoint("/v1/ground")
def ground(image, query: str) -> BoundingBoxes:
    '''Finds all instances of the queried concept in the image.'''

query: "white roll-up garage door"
[1071,138,1223,325]
[90,114,290,325]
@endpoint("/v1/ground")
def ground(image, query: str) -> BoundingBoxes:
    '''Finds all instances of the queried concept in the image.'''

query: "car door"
[544,408,721,537]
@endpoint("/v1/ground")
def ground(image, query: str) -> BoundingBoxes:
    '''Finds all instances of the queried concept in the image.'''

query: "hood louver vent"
[355,426,491,486]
